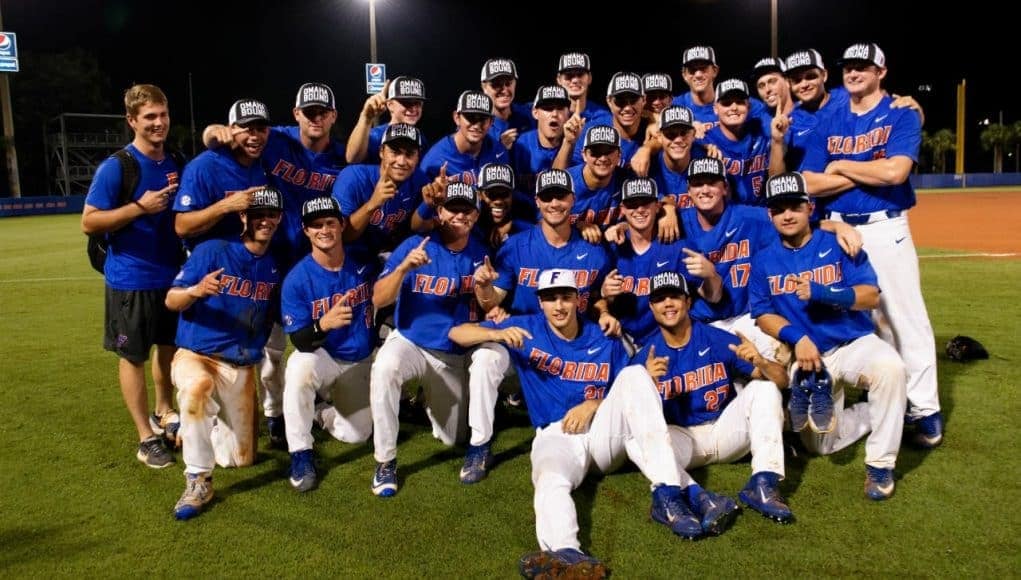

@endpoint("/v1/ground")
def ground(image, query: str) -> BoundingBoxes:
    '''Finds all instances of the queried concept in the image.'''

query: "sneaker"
[372,460,398,497]
[864,465,895,501]
[267,415,286,449]
[137,436,175,469]
[650,485,704,540]
[459,442,494,484]
[154,410,181,449]
[738,472,793,523]
[910,411,944,449]
[806,369,835,433]
[787,383,811,432]
[504,392,525,409]
[518,548,607,579]
[174,472,213,520]
[692,489,740,536]
[289,449,318,492]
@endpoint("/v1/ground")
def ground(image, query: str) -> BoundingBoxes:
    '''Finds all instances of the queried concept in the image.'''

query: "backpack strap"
[112,148,141,206]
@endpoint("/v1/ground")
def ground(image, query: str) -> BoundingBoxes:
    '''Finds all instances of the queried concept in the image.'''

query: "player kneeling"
[642,271,793,530]
[450,269,700,578]
[280,196,376,492]
[750,173,906,500]
[165,188,283,520]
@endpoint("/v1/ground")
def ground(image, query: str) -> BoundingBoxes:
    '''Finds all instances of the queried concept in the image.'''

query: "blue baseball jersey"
[172,239,281,366]
[380,232,490,353]
[511,129,560,198]
[333,163,429,256]
[672,93,771,133]
[364,122,431,165]
[262,126,346,269]
[801,94,921,214]
[648,147,710,209]
[85,145,183,290]
[281,253,375,362]
[420,134,507,185]
[681,204,776,322]
[749,230,877,352]
[173,147,268,249]
[489,102,536,142]
[576,100,612,125]
[565,164,630,226]
[609,235,703,343]
[784,89,851,172]
[636,322,754,427]
[481,314,629,428]
[697,123,771,205]
[494,226,611,315]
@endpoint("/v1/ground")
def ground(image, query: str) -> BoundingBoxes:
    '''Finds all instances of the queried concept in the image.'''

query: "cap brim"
[765,193,810,207]
[535,99,570,108]
[837,58,881,68]
[382,137,421,149]
[301,209,342,225]
[441,199,478,211]
[536,187,573,198]
[650,285,690,299]
[683,59,715,67]
[558,66,589,73]
[537,286,579,297]
[717,90,749,101]
[297,102,334,109]
[235,116,270,127]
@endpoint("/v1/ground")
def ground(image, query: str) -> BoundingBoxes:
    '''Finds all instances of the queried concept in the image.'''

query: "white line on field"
[0,276,98,283]
[920,252,1018,259]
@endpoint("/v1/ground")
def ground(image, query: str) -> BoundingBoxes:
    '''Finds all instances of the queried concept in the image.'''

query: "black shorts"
[104,287,178,363]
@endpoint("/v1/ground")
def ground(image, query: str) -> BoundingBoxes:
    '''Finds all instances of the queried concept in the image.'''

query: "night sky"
[3,0,1008,174]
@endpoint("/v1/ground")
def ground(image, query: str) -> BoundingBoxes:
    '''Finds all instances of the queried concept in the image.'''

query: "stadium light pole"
[770,0,778,58]
[368,0,377,63]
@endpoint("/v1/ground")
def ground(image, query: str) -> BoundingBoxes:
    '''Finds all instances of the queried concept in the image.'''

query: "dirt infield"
[910,190,1021,254]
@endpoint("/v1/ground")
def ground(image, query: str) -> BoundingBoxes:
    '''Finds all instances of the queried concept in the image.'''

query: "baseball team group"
[81,40,941,577]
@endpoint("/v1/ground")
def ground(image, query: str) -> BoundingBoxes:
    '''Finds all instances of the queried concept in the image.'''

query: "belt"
[826,209,902,225]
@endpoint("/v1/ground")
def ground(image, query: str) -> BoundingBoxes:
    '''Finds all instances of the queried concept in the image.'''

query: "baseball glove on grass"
[946,335,989,362]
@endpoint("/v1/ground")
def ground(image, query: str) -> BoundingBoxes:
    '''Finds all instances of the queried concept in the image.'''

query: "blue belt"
[827,209,902,225]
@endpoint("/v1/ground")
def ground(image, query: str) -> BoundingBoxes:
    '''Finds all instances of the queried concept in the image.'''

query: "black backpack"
[87,147,188,273]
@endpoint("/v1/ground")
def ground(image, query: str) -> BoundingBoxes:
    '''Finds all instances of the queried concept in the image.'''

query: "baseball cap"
[642,73,673,94]
[557,52,591,73]
[301,195,342,225]
[660,106,695,130]
[456,90,494,116]
[441,182,479,211]
[620,178,659,202]
[682,46,717,67]
[535,168,574,197]
[295,82,335,109]
[481,58,518,82]
[650,271,691,298]
[838,43,886,68]
[715,79,750,102]
[582,124,621,150]
[479,163,515,191]
[606,72,643,98]
[785,49,826,74]
[752,57,786,82]
[381,123,423,148]
[387,76,427,101]
[687,157,726,180]
[248,186,283,211]
[537,268,578,293]
[228,99,270,126]
[533,85,570,108]
[764,171,810,206]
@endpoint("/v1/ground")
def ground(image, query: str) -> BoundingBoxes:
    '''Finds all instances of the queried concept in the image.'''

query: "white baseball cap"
[537,269,578,293]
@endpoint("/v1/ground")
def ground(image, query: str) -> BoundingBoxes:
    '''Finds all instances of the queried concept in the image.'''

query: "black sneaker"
[137,436,175,469]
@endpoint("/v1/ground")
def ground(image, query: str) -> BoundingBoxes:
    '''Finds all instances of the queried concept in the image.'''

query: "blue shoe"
[372,460,398,497]
[692,489,740,536]
[911,411,944,449]
[459,442,494,484]
[267,415,286,449]
[807,369,835,433]
[864,465,895,500]
[651,485,704,540]
[288,449,318,493]
[738,472,793,523]
[518,548,607,579]
[788,383,811,432]
[174,472,213,520]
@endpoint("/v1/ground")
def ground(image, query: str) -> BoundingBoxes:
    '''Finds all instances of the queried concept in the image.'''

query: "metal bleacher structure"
[44,113,130,196]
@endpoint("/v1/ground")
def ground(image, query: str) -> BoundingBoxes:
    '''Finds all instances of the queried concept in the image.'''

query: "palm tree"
[980,123,1012,173]
[1012,121,1021,172]
[921,129,956,173]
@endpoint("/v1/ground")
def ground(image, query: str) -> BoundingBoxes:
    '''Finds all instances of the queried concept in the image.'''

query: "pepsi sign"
[0,32,18,73]
[365,62,386,94]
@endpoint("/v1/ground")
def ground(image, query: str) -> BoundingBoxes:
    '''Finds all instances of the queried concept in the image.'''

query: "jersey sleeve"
[280,267,312,333]
[84,157,123,210]
[174,155,212,212]
[840,246,879,288]
[493,239,517,292]
[172,242,214,287]
[799,118,831,172]
[334,165,367,217]
[885,109,922,162]
[379,235,418,278]
[716,330,756,378]
[748,256,776,318]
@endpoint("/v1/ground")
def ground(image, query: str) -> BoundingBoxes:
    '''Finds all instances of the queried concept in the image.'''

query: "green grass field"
[1,214,1019,578]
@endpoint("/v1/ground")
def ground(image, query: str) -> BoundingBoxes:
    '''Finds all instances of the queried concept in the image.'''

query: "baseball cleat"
[372,460,398,497]
[909,411,944,449]
[864,465,896,501]
[459,442,494,484]
[692,489,740,536]
[787,383,811,432]
[137,436,175,469]
[174,472,213,520]
[806,370,835,433]
[518,548,607,579]
[738,472,793,524]
[289,449,318,493]
[267,415,287,449]
[651,484,704,540]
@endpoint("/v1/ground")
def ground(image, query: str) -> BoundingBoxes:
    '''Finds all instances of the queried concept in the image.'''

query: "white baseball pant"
[667,379,785,486]
[371,330,467,463]
[467,342,514,446]
[530,365,681,552]
[172,349,257,474]
[259,323,286,418]
[283,349,373,453]
[799,333,906,469]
